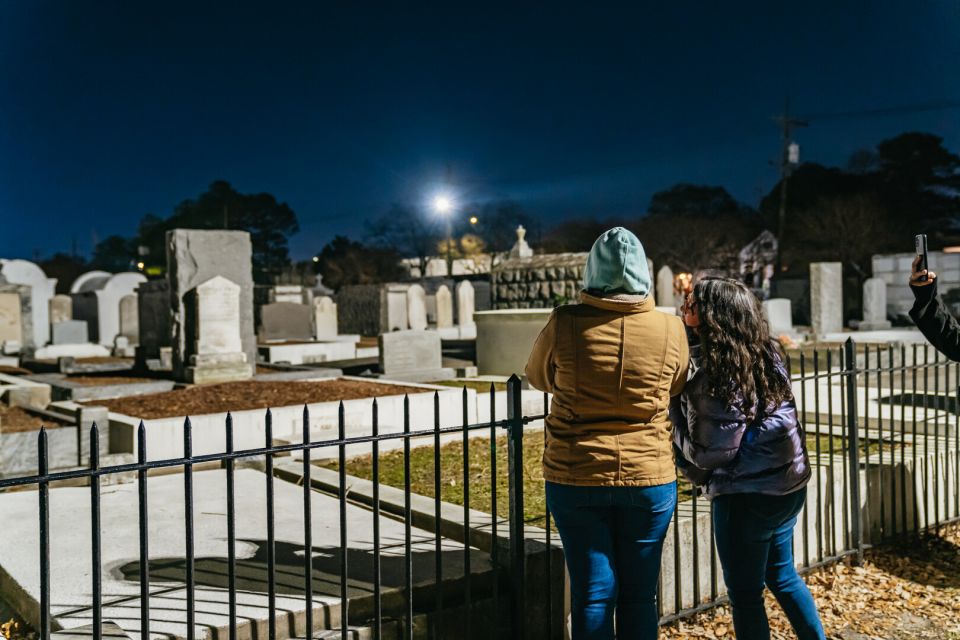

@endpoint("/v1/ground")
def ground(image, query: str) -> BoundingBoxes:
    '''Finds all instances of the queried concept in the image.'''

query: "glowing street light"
[469,215,478,225]
[433,195,453,215]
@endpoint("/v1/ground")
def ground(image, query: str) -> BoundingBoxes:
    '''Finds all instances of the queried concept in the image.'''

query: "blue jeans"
[713,489,826,640]
[545,481,676,640]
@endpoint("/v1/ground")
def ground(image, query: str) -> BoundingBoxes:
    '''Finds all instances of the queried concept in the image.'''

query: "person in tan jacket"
[526,227,688,640]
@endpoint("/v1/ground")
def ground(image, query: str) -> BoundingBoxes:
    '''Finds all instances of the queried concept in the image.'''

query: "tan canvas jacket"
[525,292,689,486]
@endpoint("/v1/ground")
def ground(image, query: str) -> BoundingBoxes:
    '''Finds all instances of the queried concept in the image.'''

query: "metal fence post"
[844,338,864,565]
[506,374,526,638]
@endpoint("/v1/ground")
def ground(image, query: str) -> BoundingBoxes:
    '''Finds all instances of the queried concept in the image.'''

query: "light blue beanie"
[582,227,651,296]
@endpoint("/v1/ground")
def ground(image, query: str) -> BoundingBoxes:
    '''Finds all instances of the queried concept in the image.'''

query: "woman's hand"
[910,255,936,287]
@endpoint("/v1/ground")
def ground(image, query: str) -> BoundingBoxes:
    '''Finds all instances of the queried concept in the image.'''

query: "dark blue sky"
[1,1,958,261]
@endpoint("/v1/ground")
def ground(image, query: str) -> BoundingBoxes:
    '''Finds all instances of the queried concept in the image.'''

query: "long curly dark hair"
[692,277,792,417]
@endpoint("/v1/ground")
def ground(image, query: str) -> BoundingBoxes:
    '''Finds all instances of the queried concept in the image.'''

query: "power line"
[800,99,960,121]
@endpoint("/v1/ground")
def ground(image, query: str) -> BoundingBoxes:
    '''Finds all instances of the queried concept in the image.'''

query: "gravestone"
[52,320,88,345]
[810,262,843,336]
[762,298,794,336]
[0,284,31,352]
[656,266,675,308]
[259,302,314,342]
[378,330,442,377]
[49,295,72,326]
[313,296,338,340]
[0,259,56,347]
[456,280,476,328]
[70,272,146,346]
[385,287,409,332]
[119,294,138,343]
[0,292,22,346]
[273,285,306,304]
[185,276,252,384]
[167,229,256,381]
[406,284,428,331]
[135,280,170,363]
[860,277,892,330]
[435,286,453,328]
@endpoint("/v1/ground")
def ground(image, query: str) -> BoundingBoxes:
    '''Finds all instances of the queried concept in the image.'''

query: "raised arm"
[909,256,960,362]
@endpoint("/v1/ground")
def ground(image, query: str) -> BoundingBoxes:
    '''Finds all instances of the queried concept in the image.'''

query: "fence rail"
[0,338,958,639]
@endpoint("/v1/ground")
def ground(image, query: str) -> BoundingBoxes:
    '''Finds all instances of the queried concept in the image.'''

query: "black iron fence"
[0,338,958,640]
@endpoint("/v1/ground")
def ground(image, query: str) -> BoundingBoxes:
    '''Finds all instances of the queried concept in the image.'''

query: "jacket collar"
[579,290,655,313]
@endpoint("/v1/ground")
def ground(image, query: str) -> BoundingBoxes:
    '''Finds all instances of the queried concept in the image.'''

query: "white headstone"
[273,285,305,304]
[656,266,675,308]
[119,294,139,343]
[860,277,892,330]
[194,276,244,356]
[407,284,428,331]
[52,320,88,345]
[385,287,409,332]
[313,296,338,340]
[810,262,843,335]
[435,285,453,328]
[49,295,72,326]
[379,330,442,375]
[0,259,56,346]
[762,298,793,336]
[0,292,22,345]
[456,280,475,328]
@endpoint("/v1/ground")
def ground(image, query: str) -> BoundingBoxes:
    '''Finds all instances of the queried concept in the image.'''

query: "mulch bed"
[662,522,960,639]
[0,405,67,433]
[0,366,30,376]
[84,379,425,419]
[66,375,151,386]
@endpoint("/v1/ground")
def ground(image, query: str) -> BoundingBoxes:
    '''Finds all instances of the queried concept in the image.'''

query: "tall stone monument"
[119,294,139,343]
[508,225,534,259]
[407,284,428,331]
[859,277,892,331]
[184,276,252,384]
[456,280,476,328]
[0,292,22,347]
[810,262,843,336]
[656,266,675,308]
[167,230,256,382]
[313,296,338,340]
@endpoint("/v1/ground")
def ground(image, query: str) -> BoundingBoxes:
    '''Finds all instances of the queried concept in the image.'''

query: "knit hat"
[582,227,651,296]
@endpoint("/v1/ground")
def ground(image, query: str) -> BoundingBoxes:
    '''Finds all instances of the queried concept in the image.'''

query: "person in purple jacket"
[672,277,825,640]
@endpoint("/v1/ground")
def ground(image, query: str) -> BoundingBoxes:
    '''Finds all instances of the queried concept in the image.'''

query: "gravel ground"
[662,522,960,640]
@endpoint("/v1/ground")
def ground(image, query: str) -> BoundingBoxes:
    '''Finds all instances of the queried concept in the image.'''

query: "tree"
[470,200,536,253]
[633,212,759,275]
[366,204,445,278]
[648,184,753,217]
[540,217,623,253]
[316,236,404,290]
[39,252,91,294]
[90,235,138,272]
[136,181,299,283]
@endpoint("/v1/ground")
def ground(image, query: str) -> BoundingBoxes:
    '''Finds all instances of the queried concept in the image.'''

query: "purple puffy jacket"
[671,346,811,497]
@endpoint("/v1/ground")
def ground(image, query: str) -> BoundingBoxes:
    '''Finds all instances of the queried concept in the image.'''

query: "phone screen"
[915,234,929,282]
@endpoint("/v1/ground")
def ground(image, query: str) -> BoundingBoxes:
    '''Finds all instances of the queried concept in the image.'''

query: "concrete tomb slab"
[0,469,490,640]
[51,320,89,345]
[378,330,442,377]
[859,277,892,331]
[259,301,314,342]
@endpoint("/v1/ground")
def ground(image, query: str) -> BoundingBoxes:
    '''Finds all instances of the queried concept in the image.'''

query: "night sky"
[1,1,958,261]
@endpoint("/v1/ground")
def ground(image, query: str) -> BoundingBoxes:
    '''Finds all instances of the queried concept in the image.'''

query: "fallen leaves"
[661,522,960,640]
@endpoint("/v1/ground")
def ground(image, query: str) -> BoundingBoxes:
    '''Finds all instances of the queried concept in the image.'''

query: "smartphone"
[915,234,929,282]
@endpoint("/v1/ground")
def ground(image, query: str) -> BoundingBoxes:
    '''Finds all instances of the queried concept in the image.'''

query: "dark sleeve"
[671,396,712,486]
[909,281,960,361]
[676,382,748,471]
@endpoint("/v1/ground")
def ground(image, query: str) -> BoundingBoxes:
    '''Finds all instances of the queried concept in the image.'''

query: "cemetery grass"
[328,433,884,528]
[428,380,508,393]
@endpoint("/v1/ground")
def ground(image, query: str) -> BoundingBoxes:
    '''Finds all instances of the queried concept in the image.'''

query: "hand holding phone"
[911,234,936,287]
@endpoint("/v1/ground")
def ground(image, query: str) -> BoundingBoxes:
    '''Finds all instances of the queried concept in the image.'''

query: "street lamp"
[433,194,456,276]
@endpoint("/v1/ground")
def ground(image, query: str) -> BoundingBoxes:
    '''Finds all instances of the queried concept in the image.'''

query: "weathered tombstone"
[378,330,442,376]
[0,292,22,346]
[456,280,476,328]
[0,259,56,347]
[407,284,428,331]
[313,296,338,340]
[0,284,31,351]
[435,285,453,328]
[656,266,675,308]
[185,276,252,384]
[259,302,314,342]
[385,287,409,332]
[119,294,139,343]
[762,298,794,336]
[49,295,72,326]
[273,285,306,304]
[135,280,170,364]
[52,320,89,345]
[71,272,146,346]
[810,262,843,335]
[860,277,892,330]
[167,229,256,381]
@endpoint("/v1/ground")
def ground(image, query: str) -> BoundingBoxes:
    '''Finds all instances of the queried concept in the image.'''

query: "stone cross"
[810,262,843,335]
[313,296,338,340]
[435,285,453,328]
[407,284,428,331]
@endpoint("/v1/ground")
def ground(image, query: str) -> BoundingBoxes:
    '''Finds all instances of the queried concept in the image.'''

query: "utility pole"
[773,97,807,275]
